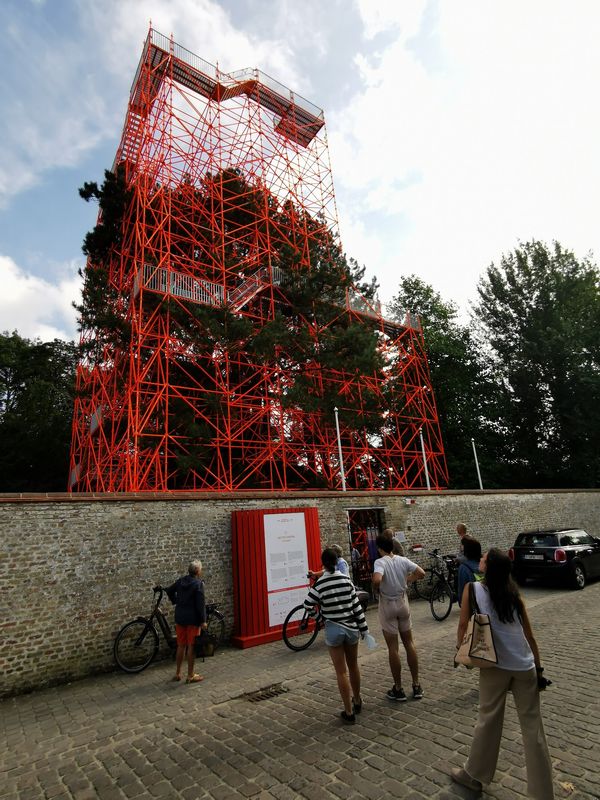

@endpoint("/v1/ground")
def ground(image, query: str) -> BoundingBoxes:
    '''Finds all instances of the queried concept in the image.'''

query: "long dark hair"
[483,548,524,623]
[321,548,338,574]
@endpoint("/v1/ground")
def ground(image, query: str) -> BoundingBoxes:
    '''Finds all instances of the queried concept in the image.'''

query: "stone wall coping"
[0,487,597,504]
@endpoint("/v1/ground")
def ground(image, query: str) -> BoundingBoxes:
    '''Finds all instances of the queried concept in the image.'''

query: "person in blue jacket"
[457,537,482,605]
[166,560,207,683]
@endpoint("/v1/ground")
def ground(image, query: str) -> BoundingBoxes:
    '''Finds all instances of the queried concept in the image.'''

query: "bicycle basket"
[195,630,217,658]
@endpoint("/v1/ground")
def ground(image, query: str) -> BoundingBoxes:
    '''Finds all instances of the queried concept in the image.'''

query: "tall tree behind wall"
[0,333,78,491]
[387,276,498,488]
[474,240,600,488]
[76,168,386,489]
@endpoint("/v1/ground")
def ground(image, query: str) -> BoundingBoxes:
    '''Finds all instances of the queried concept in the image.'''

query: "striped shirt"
[303,571,368,634]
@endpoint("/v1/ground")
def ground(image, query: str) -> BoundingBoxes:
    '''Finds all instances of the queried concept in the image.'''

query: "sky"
[1,0,599,342]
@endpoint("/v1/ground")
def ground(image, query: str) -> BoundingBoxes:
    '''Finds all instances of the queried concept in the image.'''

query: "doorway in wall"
[346,507,386,593]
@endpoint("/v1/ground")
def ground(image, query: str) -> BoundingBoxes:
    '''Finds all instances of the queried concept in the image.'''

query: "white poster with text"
[264,513,309,626]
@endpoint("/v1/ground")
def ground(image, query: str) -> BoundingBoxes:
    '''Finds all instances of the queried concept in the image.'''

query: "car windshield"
[516,533,557,547]
[560,532,591,546]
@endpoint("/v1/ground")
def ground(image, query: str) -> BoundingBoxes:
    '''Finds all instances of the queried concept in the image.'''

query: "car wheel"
[571,564,586,590]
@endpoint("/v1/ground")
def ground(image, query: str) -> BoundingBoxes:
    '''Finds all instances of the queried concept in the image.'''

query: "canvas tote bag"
[454,583,498,669]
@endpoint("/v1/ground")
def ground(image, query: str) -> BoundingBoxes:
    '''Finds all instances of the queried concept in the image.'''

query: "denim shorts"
[324,620,360,647]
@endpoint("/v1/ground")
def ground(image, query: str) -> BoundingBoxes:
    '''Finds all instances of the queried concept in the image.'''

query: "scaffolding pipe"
[334,407,347,492]
[419,427,431,491]
[471,437,484,490]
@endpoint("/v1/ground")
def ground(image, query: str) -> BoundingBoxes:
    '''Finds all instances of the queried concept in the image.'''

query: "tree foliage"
[79,164,132,265]
[74,166,384,486]
[75,165,132,354]
[0,333,78,491]
[388,276,495,488]
[75,164,600,490]
[474,240,600,487]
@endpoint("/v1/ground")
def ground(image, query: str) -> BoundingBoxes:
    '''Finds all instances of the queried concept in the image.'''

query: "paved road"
[1,583,599,800]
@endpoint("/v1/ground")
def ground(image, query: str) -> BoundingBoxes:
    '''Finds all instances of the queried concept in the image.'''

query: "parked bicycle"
[412,549,459,621]
[282,575,369,651]
[412,548,441,598]
[113,585,226,673]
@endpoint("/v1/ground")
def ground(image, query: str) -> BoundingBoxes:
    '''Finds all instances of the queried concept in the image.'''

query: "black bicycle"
[113,585,226,673]
[282,605,324,651]
[282,577,369,652]
[428,552,459,621]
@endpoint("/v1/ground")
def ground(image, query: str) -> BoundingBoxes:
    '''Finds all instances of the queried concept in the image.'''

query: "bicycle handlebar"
[427,550,457,560]
[153,586,166,605]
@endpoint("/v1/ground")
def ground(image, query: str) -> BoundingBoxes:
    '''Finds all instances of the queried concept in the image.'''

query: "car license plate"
[523,554,544,560]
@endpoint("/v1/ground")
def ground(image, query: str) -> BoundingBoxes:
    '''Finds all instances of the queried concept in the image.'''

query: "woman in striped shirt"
[303,548,370,724]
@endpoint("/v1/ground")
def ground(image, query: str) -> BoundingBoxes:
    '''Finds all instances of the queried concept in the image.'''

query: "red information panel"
[231,507,322,648]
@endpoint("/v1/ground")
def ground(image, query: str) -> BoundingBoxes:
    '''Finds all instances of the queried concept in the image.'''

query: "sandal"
[340,711,356,724]
[352,697,362,714]
[186,674,204,684]
[171,675,182,682]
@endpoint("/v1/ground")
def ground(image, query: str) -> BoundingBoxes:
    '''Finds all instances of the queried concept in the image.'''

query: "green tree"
[75,165,132,355]
[474,240,600,487]
[0,333,78,491]
[388,276,496,489]
[77,167,385,488]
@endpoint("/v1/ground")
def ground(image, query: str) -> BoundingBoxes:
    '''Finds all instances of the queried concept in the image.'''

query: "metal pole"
[334,406,346,492]
[471,437,484,490]
[418,427,430,490]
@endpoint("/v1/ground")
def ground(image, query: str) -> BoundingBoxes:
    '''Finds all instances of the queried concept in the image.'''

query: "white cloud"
[356,0,428,41]
[332,0,600,313]
[0,0,306,208]
[0,256,81,341]
[0,17,115,207]
[85,0,304,87]
[3,0,599,325]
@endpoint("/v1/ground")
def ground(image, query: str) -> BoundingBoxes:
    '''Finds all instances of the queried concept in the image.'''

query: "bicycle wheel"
[282,605,320,651]
[412,573,434,600]
[206,609,226,649]
[113,619,159,673]
[430,580,453,621]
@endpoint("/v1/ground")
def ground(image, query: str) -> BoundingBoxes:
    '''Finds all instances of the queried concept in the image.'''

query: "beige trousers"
[466,666,554,800]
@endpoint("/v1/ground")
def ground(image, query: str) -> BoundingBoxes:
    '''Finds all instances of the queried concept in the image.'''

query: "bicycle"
[412,548,445,600]
[113,585,226,673]
[282,575,369,652]
[428,553,459,621]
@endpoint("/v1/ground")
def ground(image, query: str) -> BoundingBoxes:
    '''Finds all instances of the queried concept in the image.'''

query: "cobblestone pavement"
[1,583,599,800]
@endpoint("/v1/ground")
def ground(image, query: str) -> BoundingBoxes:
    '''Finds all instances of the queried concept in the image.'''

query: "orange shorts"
[175,624,200,646]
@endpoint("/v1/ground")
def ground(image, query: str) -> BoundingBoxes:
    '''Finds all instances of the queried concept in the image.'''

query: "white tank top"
[472,582,535,671]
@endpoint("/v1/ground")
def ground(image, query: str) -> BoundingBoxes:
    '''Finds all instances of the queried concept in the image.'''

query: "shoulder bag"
[195,628,217,658]
[454,583,498,669]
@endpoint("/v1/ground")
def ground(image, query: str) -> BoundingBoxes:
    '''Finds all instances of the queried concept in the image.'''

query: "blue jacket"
[457,559,481,606]
[165,575,206,626]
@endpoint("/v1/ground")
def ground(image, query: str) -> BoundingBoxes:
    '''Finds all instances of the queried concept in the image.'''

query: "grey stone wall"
[1,489,598,697]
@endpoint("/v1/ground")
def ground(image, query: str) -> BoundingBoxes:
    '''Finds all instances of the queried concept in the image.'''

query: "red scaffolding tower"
[69,29,448,493]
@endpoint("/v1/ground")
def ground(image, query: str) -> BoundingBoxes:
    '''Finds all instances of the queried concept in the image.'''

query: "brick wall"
[1,489,598,697]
